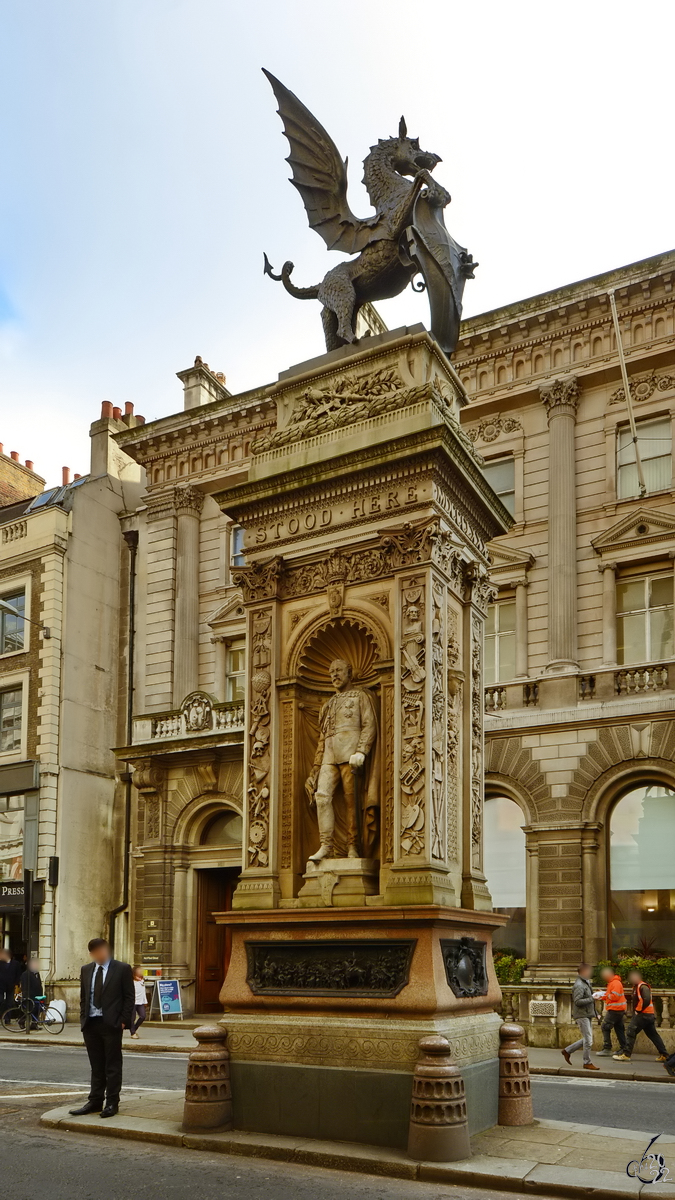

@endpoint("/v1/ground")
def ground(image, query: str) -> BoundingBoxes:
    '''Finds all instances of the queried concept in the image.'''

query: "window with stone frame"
[616,415,672,500]
[616,571,674,665]
[0,590,25,655]
[609,783,675,957]
[481,456,515,517]
[0,687,22,753]
[230,524,245,569]
[484,599,516,684]
[225,639,246,703]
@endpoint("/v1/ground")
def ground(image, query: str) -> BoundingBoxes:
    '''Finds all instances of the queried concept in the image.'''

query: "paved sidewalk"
[528,1046,674,1085]
[0,1020,196,1052]
[41,1095,675,1199]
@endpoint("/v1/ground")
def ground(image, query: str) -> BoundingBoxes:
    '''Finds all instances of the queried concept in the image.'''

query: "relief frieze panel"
[400,578,426,856]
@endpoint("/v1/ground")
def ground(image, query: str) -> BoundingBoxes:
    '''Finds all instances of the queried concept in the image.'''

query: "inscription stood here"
[249,482,428,547]
[245,939,416,997]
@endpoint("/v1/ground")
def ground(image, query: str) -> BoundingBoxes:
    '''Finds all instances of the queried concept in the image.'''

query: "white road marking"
[0,1091,88,1099]
[0,1077,182,1091]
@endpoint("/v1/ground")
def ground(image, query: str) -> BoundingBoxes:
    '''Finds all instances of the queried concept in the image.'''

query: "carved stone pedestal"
[297,857,379,907]
[216,904,505,1148]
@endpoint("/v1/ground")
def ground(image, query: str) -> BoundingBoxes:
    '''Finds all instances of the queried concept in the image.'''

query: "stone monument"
[210,75,512,1152]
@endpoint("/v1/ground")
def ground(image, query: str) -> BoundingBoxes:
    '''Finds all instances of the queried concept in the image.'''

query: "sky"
[1,0,674,487]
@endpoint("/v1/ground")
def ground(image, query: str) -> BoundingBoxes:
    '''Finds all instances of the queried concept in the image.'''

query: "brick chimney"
[176,356,230,411]
[0,445,45,505]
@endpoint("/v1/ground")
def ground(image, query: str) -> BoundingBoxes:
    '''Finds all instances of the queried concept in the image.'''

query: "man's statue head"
[329,658,352,691]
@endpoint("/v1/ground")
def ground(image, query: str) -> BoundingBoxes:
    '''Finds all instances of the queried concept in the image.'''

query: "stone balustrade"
[497,983,675,1048]
[485,661,672,714]
[132,699,245,743]
[1,519,27,543]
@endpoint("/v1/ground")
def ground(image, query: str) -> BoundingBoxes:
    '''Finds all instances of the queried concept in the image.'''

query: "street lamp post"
[0,598,50,639]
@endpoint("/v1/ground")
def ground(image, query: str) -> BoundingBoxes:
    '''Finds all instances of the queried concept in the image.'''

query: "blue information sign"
[150,978,182,1019]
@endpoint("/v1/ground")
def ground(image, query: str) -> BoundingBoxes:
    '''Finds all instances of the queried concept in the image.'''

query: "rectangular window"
[617,416,672,499]
[0,591,25,654]
[484,600,516,684]
[616,573,674,665]
[0,794,23,881]
[225,639,246,703]
[0,688,22,753]
[230,525,245,569]
[482,457,515,517]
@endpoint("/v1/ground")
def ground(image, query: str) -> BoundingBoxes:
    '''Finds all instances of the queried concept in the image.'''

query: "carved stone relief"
[181,691,213,732]
[400,578,426,856]
[466,415,522,443]
[132,759,165,844]
[247,608,273,867]
[446,601,461,863]
[245,939,416,997]
[430,580,446,861]
[440,937,488,998]
[470,611,483,867]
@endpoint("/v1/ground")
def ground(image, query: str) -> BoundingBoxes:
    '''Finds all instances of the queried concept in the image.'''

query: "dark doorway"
[196,867,240,1013]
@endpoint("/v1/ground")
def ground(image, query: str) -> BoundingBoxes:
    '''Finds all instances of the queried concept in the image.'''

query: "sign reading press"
[0,879,45,911]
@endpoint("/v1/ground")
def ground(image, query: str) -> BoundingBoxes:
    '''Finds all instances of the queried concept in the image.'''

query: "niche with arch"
[289,616,385,877]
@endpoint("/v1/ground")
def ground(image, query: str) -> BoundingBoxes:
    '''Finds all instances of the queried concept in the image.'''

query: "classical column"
[515,578,529,678]
[173,486,204,706]
[581,828,603,965]
[525,836,539,969]
[599,561,617,666]
[541,377,579,672]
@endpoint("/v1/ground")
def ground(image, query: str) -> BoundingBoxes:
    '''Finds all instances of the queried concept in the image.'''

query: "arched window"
[200,809,243,847]
[484,795,526,954]
[609,783,675,956]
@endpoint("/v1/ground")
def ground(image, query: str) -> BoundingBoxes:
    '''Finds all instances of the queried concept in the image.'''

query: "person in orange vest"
[595,965,627,1056]
[613,969,668,1062]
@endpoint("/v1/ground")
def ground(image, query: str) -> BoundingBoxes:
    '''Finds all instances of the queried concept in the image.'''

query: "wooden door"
[195,868,240,1013]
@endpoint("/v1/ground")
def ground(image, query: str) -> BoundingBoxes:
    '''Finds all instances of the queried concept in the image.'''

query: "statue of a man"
[305,659,377,862]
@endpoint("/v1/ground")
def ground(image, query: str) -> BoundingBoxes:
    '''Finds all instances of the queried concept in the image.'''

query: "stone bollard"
[407,1035,471,1162]
[498,1022,534,1126]
[182,1024,233,1131]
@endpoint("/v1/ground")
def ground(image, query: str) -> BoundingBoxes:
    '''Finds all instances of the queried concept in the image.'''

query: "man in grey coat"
[561,963,600,1070]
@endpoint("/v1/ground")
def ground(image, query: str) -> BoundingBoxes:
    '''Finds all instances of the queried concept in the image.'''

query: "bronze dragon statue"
[262,69,477,357]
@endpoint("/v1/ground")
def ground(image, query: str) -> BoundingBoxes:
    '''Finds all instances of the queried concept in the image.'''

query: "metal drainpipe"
[109,529,138,956]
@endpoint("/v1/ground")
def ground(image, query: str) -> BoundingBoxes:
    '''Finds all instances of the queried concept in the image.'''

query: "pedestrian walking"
[69,937,134,1119]
[595,965,627,1056]
[561,963,600,1070]
[20,958,45,1028]
[129,966,147,1039]
[613,969,668,1063]
[0,948,21,1015]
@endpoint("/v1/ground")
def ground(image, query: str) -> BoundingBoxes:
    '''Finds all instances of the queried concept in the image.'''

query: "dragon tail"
[263,253,320,300]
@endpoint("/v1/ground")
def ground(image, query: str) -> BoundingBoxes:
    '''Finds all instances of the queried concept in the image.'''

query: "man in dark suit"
[69,938,134,1118]
[0,949,21,1015]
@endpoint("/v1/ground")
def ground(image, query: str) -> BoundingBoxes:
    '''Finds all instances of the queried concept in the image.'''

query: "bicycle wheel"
[41,1006,64,1035]
[2,1005,27,1033]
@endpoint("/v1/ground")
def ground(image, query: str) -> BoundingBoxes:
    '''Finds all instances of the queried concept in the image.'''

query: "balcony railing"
[485,661,672,713]
[133,699,245,743]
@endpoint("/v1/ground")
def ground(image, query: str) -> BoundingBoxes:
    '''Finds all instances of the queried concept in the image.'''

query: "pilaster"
[599,561,617,666]
[540,377,579,673]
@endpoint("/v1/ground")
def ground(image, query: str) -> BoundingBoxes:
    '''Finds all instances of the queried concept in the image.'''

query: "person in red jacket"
[613,970,668,1062]
[596,966,627,1056]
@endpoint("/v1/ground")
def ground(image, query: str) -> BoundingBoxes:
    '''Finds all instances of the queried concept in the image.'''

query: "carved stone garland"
[247,608,273,867]
[446,602,460,863]
[470,611,483,868]
[430,580,446,861]
[400,578,426,856]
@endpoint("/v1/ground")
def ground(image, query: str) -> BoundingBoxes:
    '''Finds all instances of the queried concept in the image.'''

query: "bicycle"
[1,995,65,1035]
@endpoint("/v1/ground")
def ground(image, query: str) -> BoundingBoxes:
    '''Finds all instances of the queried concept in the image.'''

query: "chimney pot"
[0,444,4,455]
[10,451,19,461]
[101,400,114,419]
[73,473,81,481]
[25,460,34,470]
[136,415,146,425]
[124,401,134,416]
[112,407,122,420]
[62,466,71,486]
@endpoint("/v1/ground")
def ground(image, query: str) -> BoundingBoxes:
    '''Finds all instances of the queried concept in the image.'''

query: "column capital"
[598,560,617,574]
[540,376,579,422]
[146,483,205,522]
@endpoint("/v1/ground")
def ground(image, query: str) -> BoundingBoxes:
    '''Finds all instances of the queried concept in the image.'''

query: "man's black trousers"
[83,1017,124,1106]
[625,1013,667,1057]
[601,1009,626,1050]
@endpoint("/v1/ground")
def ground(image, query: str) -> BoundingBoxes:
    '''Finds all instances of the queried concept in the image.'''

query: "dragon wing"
[263,70,386,255]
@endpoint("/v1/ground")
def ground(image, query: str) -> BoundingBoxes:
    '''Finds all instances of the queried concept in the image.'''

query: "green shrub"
[493,952,526,985]
[592,956,675,989]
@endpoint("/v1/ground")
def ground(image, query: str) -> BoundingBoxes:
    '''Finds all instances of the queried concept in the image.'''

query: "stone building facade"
[0,414,143,1010]
[452,249,675,986]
